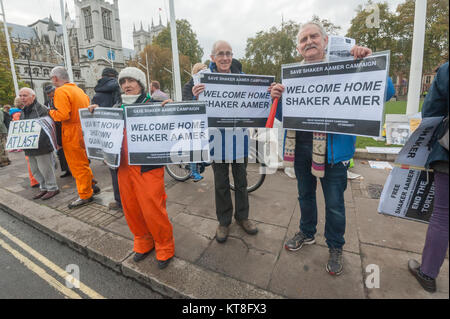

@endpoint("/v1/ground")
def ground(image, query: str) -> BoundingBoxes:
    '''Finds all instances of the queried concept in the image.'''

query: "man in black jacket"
[91,67,122,211]
[19,88,59,200]
[91,67,121,108]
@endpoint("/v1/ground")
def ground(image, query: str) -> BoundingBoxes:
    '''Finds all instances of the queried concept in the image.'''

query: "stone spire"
[48,15,57,32]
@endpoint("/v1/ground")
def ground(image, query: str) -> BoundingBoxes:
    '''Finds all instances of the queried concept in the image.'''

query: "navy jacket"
[421,62,449,169]
[92,77,121,108]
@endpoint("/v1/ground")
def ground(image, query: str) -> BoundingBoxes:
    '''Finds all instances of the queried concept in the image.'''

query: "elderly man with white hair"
[19,87,60,200]
[269,22,373,276]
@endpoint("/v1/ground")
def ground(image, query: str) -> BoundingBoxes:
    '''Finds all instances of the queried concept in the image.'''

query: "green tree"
[347,0,449,78]
[0,25,24,104]
[242,17,341,81]
[129,43,191,96]
[153,19,204,65]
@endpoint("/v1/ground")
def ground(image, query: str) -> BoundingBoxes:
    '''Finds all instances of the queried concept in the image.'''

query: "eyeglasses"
[214,51,233,58]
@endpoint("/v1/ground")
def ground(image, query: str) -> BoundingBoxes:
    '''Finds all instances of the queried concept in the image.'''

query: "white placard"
[198,73,275,128]
[5,119,42,150]
[125,102,210,165]
[79,108,124,168]
[378,167,434,223]
[282,53,390,137]
[395,116,443,169]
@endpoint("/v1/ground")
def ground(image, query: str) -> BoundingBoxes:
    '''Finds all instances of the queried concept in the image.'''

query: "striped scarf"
[283,131,326,177]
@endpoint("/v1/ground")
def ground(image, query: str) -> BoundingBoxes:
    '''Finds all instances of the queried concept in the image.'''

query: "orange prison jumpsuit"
[49,83,94,200]
[118,129,175,261]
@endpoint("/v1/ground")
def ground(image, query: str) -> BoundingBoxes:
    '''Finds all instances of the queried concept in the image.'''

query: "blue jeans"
[294,143,348,249]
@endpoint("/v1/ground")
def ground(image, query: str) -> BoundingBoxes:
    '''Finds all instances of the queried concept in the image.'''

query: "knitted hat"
[118,67,147,90]
[44,85,55,94]
[102,67,118,78]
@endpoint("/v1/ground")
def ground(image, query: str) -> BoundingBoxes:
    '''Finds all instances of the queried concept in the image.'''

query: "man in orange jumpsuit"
[49,66,100,208]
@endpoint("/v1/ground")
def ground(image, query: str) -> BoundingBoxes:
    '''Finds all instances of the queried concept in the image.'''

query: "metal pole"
[145,51,150,90]
[168,0,182,101]
[0,0,19,96]
[60,0,73,82]
[406,0,427,115]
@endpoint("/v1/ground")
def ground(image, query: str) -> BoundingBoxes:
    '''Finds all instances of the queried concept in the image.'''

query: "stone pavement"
[0,151,448,299]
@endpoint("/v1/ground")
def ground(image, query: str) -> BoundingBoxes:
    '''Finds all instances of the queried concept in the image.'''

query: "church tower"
[75,0,125,95]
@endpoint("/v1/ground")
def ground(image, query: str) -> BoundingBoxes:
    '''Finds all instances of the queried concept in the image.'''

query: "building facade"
[6,0,137,102]
[132,14,165,53]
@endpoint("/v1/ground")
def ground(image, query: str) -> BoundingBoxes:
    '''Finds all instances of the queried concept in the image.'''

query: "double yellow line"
[0,225,105,299]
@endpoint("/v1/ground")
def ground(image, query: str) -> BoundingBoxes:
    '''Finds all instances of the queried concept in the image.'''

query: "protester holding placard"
[89,67,175,269]
[191,41,258,243]
[49,66,100,209]
[269,22,373,276]
[408,62,449,293]
[91,67,122,212]
[18,88,59,200]
[183,62,208,182]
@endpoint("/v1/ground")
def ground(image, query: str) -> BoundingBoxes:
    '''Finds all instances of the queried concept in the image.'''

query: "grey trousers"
[212,159,249,226]
[28,153,59,192]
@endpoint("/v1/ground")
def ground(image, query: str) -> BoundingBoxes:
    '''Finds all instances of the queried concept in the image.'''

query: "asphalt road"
[0,208,165,299]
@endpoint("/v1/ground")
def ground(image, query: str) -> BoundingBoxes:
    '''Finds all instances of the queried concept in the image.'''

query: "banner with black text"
[378,167,434,223]
[5,119,42,150]
[79,108,124,168]
[282,53,390,137]
[125,102,210,165]
[198,73,275,128]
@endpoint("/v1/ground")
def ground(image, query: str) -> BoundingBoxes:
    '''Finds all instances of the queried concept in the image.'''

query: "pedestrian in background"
[0,105,11,167]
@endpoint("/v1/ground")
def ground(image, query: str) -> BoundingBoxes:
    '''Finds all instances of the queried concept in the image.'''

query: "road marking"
[0,226,105,299]
[0,237,82,299]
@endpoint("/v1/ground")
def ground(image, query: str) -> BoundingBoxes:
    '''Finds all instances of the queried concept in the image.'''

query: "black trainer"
[133,251,152,263]
[408,259,437,293]
[285,232,315,251]
[157,257,173,269]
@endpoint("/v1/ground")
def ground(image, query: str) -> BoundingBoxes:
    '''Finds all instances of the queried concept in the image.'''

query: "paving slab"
[269,245,365,299]
[197,237,279,290]
[355,197,428,254]
[360,244,449,299]
[122,255,283,299]
[86,232,134,272]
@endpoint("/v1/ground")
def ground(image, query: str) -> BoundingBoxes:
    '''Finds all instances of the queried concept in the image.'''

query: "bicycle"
[165,141,266,193]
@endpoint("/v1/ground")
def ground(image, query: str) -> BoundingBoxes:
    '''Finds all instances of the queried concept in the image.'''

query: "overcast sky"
[3,0,405,61]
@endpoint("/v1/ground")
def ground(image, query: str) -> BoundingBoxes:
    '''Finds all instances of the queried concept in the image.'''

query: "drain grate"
[367,184,384,199]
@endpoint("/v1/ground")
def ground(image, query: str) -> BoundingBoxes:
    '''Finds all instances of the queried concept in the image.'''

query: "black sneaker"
[285,232,315,251]
[157,257,173,269]
[408,259,437,293]
[92,184,101,195]
[326,248,343,276]
[133,251,151,263]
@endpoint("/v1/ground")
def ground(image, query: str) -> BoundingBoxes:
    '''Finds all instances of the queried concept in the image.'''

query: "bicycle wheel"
[230,162,266,193]
[165,164,191,181]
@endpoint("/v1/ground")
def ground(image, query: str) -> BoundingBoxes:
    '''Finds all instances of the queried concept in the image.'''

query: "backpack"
[438,116,449,151]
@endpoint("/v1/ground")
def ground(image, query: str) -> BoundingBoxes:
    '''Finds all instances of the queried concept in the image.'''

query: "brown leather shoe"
[216,225,229,243]
[33,190,47,200]
[41,190,60,200]
[236,219,258,235]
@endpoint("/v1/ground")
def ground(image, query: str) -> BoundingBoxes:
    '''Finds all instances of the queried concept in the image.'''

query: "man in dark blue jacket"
[408,62,448,293]
[270,22,378,276]
[191,41,258,243]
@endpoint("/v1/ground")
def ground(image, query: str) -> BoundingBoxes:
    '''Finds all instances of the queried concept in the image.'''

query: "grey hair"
[297,21,327,40]
[50,66,70,81]
[19,87,36,96]
[211,40,232,55]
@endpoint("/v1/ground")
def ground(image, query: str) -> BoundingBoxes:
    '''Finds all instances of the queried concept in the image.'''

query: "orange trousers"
[26,156,39,186]
[118,136,174,261]
[62,124,94,199]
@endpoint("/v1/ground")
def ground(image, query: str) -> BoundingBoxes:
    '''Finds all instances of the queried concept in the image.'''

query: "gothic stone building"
[7,0,135,103]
